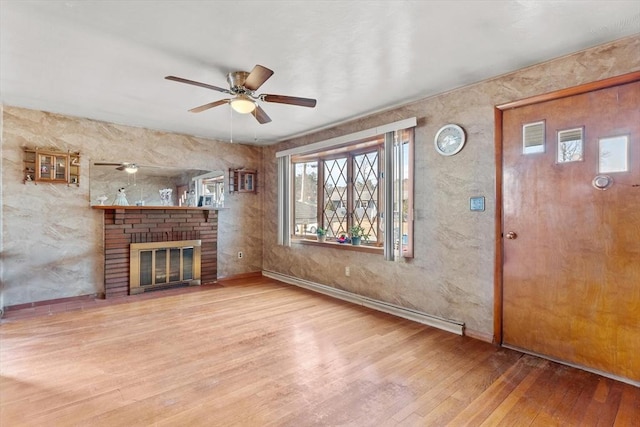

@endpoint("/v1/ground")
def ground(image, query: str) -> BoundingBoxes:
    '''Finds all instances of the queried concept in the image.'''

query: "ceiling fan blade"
[165,76,231,94]
[93,162,122,166]
[263,94,317,108]
[243,65,274,91]
[189,99,230,113]
[253,105,272,124]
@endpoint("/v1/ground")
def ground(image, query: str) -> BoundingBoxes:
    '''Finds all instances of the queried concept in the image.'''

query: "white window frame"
[277,118,416,260]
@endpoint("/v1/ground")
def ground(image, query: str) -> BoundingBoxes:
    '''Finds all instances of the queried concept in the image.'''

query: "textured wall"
[2,36,638,328]
[1,108,263,306]
[262,35,640,338]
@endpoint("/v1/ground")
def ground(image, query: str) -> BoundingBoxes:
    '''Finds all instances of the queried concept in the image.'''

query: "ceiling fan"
[165,64,317,124]
[94,162,139,174]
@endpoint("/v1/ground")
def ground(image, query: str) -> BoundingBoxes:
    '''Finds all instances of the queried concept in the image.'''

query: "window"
[557,127,584,163]
[293,161,319,236]
[598,135,629,173]
[388,129,414,258]
[293,138,382,243]
[277,118,415,260]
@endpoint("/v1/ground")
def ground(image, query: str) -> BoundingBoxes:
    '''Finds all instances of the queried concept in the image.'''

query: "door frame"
[492,70,640,345]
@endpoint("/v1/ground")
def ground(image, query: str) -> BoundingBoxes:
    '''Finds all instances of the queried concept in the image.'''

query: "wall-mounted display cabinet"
[229,168,257,193]
[23,148,80,186]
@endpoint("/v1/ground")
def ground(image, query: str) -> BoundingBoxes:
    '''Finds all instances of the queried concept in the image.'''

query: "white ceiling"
[1,1,639,145]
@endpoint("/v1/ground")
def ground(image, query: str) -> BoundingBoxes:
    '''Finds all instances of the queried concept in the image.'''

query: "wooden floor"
[1,276,638,426]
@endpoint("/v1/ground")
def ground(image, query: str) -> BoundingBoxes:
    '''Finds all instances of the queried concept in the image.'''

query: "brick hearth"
[99,207,218,298]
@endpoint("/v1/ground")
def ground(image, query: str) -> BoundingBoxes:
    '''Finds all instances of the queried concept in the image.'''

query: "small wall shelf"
[229,168,257,193]
[23,147,80,186]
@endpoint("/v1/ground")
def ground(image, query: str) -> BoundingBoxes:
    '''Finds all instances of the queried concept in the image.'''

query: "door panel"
[502,80,640,382]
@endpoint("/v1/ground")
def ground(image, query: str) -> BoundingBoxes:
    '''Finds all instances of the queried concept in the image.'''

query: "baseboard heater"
[262,270,464,336]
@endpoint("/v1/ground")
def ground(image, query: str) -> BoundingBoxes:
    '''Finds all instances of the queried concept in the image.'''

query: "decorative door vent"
[130,240,201,294]
[522,121,545,154]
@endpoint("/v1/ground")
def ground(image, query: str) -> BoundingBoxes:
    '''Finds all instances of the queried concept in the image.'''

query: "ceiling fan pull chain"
[229,103,234,143]
[254,108,258,143]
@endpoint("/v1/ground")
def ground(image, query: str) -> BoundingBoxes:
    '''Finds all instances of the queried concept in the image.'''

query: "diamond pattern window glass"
[353,151,379,242]
[323,158,349,238]
[299,145,383,245]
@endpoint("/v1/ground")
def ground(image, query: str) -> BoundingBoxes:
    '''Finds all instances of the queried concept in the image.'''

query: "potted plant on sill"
[349,225,369,246]
[316,227,327,243]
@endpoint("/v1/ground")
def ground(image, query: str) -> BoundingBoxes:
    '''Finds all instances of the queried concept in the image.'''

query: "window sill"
[293,238,383,254]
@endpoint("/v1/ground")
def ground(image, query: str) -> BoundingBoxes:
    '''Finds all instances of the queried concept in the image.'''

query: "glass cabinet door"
[37,153,68,181]
[38,154,53,180]
[54,155,67,180]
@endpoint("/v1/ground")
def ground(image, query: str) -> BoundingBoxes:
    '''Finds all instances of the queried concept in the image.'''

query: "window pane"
[353,151,379,242]
[599,135,629,173]
[392,136,403,257]
[293,161,318,236]
[323,158,348,238]
[398,131,413,257]
[140,250,153,286]
[55,156,66,180]
[169,248,181,282]
[183,247,194,280]
[155,249,167,284]
[40,155,53,179]
[557,128,584,163]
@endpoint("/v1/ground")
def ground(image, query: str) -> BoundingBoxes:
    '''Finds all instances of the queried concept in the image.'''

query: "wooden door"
[502,79,640,382]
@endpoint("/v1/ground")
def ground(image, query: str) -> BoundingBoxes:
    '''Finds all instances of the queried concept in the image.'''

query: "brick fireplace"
[96,207,218,298]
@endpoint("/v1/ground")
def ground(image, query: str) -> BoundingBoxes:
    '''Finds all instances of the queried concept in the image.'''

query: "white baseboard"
[262,270,465,336]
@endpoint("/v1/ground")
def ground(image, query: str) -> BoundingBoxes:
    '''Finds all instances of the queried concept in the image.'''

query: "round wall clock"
[434,124,466,156]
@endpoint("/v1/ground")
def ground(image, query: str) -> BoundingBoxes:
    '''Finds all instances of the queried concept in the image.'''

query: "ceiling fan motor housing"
[227,71,251,94]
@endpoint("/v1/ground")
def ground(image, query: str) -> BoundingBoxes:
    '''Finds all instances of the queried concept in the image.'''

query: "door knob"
[505,231,517,240]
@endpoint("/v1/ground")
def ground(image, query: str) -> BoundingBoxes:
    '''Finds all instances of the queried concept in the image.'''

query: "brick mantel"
[96,207,218,298]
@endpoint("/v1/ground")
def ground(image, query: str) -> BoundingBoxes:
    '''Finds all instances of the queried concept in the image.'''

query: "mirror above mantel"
[90,161,224,208]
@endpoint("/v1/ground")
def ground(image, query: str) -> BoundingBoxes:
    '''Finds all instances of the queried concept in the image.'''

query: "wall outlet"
[345,266,350,277]
[238,251,243,259]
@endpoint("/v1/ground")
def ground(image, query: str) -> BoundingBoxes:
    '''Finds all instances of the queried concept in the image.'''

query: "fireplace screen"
[130,240,201,294]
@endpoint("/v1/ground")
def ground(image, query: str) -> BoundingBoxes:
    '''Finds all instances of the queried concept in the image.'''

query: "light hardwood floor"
[1,276,638,426]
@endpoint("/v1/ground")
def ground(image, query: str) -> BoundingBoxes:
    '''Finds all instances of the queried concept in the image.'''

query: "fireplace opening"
[130,240,201,294]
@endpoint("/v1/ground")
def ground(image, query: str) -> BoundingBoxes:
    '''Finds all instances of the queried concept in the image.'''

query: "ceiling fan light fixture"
[230,95,256,114]
[124,164,138,174]
[167,65,316,125]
